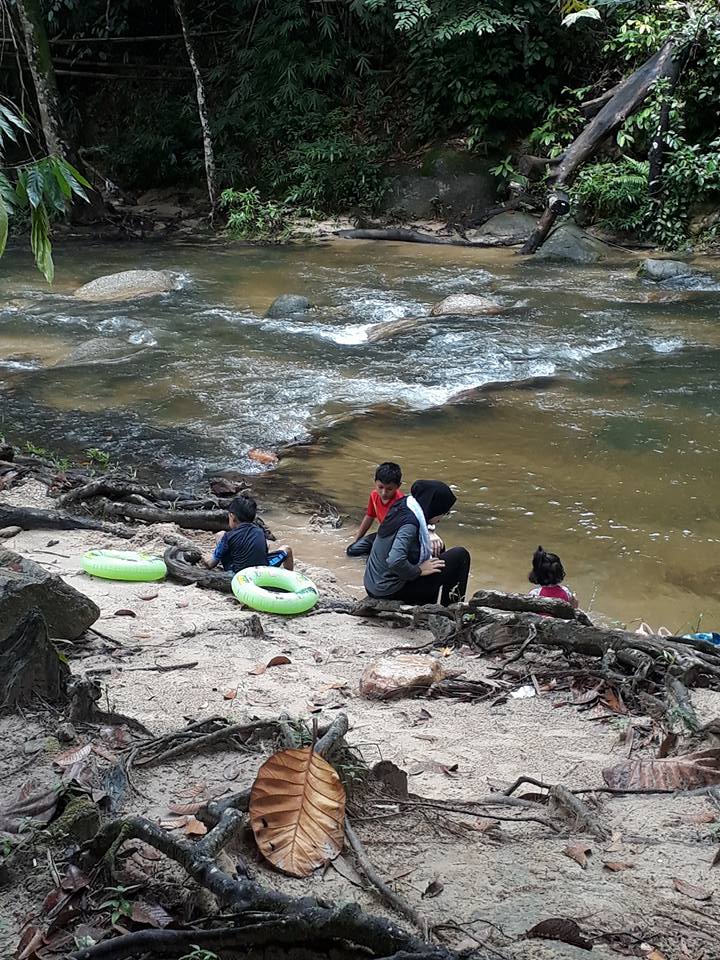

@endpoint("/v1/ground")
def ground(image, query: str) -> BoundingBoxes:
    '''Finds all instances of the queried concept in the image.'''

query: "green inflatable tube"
[231,565,319,615]
[81,549,167,582]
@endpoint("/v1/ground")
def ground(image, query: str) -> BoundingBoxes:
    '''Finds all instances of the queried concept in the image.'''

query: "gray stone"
[56,721,77,743]
[74,269,180,302]
[264,294,313,318]
[431,294,501,317]
[60,338,145,367]
[637,258,701,282]
[0,547,99,644]
[0,526,22,539]
[380,147,498,219]
[535,223,614,263]
[469,210,538,245]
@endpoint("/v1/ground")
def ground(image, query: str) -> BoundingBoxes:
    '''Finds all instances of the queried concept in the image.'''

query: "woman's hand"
[429,532,445,557]
[419,557,445,576]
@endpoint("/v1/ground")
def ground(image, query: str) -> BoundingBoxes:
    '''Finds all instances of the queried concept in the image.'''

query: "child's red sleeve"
[366,493,376,518]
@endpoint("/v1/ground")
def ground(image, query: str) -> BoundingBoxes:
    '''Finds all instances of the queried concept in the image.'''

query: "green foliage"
[86,447,111,469]
[178,949,220,960]
[220,188,290,241]
[0,98,89,280]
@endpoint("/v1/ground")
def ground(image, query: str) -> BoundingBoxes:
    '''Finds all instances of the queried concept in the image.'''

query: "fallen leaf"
[571,683,603,706]
[54,743,92,768]
[138,591,159,601]
[17,925,44,960]
[248,655,292,675]
[526,918,592,950]
[92,744,119,763]
[412,708,432,726]
[71,925,108,948]
[183,816,208,836]
[603,748,720,791]
[421,877,444,899]
[673,877,712,901]
[564,843,592,869]
[249,746,346,878]
[0,783,59,833]
[644,951,667,960]
[408,760,459,778]
[686,811,716,825]
[60,865,89,892]
[131,900,174,928]
[159,816,191,830]
[603,861,635,872]
[167,801,204,816]
[248,447,278,465]
[657,732,678,758]
[328,854,364,887]
[223,689,237,700]
[606,830,624,852]
[600,687,628,715]
[113,609,136,618]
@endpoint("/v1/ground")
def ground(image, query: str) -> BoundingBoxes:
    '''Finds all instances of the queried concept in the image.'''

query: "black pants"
[346,533,376,558]
[388,547,470,606]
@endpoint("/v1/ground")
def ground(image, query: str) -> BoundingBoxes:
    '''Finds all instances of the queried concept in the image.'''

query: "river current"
[1,238,719,627]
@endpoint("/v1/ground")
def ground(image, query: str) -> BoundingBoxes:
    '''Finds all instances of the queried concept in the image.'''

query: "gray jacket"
[364,522,421,598]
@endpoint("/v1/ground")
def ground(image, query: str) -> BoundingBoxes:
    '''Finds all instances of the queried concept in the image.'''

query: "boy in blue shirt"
[203,496,293,574]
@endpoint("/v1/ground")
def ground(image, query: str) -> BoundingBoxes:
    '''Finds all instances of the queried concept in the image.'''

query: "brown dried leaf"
[602,861,635,872]
[223,689,237,700]
[687,811,716,825]
[159,816,190,830]
[572,683,603,706]
[603,748,720,791]
[0,783,59,833]
[600,687,628,715]
[183,816,208,836]
[60,865,89,892]
[564,843,592,869]
[17,925,44,960]
[248,655,292,676]
[250,746,346,878]
[408,760,459,778]
[54,743,92,768]
[131,900,174,928]
[167,801,203,816]
[113,609,136,618]
[525,918,592,950]
[92,744,119,763]
[673,877,712,901]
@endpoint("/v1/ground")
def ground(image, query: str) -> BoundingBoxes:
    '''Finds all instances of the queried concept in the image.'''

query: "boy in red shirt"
[347,462,403,558]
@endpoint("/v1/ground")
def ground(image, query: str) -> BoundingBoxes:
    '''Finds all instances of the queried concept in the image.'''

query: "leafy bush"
[220,188,290,241]
[573,158,650,234]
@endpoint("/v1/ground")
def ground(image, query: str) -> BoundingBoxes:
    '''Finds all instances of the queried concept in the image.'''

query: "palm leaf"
[30,203,54,283]
[0,197,7,258]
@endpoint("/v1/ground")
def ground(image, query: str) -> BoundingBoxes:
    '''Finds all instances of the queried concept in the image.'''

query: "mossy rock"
[46,796,101,844]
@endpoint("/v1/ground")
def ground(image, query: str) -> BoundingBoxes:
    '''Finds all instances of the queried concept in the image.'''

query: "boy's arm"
[202,534,226,569]
[354,513,374,541]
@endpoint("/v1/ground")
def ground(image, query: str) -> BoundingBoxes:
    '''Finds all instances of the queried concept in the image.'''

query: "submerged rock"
[468,211,537,245]
[264,294,313,318]
[74,269,180,302]
[60,338,146,366]
[535,223,614,263]
[637,258,702,282]
[366,315,425,342]
[431,293,500,317]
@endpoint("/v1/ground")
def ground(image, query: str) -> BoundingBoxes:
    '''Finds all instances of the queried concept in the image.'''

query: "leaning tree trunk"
[522,39,684,254]
[14,0,67,157]
[648,51,683,201]
[174,0,219,223]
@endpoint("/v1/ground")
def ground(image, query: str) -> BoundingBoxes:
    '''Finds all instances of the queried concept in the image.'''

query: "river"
[1,238,719,629]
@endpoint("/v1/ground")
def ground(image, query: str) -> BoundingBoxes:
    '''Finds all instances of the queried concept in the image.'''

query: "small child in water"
[527,545,578,608]
[203,496,293,575]
[346,461,404,557]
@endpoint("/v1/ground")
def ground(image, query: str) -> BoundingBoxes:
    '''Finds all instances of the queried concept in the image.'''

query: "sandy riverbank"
[2,476,720,959]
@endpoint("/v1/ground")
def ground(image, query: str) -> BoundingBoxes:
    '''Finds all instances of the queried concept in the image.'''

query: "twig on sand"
[345,819,430,940]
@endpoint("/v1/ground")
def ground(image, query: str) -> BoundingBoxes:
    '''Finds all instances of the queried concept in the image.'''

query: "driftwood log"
[0,610,69,713]
[0,502,134,538]
[335,227,509,247]
[522,38,684,254]
[97,497,229,531]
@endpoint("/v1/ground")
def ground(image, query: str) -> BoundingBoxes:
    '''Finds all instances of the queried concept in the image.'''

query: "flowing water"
[1,238,719,627]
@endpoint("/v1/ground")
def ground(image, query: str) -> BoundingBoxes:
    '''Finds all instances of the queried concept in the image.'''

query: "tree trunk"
[522,39,683,255]
[14,0,67,157]
[648,55,683,201]
[174,0,219,223]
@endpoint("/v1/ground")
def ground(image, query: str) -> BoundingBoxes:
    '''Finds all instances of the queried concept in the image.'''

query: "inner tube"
[82,549,167,582]
[231,565,318,615]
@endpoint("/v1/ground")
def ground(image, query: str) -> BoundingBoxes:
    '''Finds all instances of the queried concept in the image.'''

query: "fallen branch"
[335,227,507,247]
[97,497,229,531]
[0,502,133,538]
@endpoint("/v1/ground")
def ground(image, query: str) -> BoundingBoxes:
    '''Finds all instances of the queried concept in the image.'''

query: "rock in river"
[264,294,313,318]
[534,223,614,263]
[366,315,426,343]
[467,210,538,245]
[431,293,500,317]
[74,269,180,302]
[637,258,702,282]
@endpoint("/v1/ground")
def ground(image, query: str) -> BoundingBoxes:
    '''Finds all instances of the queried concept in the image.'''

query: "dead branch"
[548,784,609,840]
[129,717,282,768]
[97,497,229,531]
[335,227,509,247]
[469,589,591,624]
[0,501,133,537]
[345,819,430,939]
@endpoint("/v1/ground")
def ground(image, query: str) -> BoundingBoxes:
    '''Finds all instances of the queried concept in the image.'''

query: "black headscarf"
[378,480,457,538]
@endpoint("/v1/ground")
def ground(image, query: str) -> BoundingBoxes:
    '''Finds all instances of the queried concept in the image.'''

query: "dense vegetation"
[2,0,720,264]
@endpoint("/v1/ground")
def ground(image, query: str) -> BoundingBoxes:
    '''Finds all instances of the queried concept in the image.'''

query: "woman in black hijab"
[364,479,471,606]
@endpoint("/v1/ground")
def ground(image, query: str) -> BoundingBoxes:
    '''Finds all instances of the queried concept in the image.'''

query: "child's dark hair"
[375,461,402,486]
[528,546,565,586]
[228,496,257,523]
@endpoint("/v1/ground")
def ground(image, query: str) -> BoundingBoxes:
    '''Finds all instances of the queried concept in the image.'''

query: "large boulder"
[264,294,313,318]
[468,211,538,245]
[74,269,180,302]
[431,294,501,317]
[0,547,99,643]
[637,258,701,282]
[535,223,613,264]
